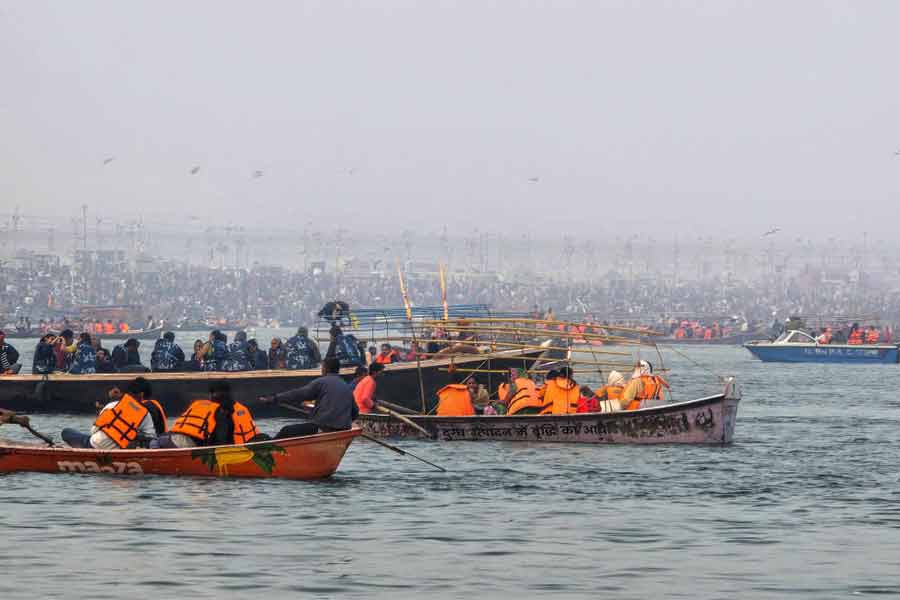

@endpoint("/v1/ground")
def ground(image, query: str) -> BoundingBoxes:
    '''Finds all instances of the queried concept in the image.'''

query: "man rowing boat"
[259,357,358,437]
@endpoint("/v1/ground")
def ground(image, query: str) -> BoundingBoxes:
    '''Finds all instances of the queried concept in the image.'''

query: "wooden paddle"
[0,408,55,446]
[375,405,432,438]
[278,402,446,472]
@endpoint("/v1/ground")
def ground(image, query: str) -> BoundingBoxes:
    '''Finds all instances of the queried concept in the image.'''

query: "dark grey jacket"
[276,374,358,430]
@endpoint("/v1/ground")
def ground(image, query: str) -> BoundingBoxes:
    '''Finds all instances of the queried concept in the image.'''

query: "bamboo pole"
[414,323,653,345]
[419,317,664,336]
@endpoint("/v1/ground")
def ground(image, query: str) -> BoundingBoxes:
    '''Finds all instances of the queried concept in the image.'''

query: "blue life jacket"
[334,334,364,367]
[33,341,55,374]
[223,341,251,371]
[285,335,318,370]
[204,339,228,371]
[69,342,97,375]
[151,339,183,371]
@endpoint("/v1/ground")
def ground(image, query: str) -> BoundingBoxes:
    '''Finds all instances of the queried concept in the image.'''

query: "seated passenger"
[154,382,259,448]
[466,378,491,413]
[594,370,626,412]
[61,377,164,448]
[0,330,21,375]
[68,332,97,374]
[151,332,185,372]
[95,348,117,373]
[865,326,880,344]
[375,343,400,365]
[111,338,144,371]
[576,385,600,413]
[247,339,269,370]
[622,360,669,411]
[500,369,541,416]
[816,328,833,345]
[353,363,383,414]
[540,366,579,415]
[436,377,475,416]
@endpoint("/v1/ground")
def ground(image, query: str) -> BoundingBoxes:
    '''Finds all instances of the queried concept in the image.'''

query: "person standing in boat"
[260,357,358,437]
[154,381,259,448]
[0,331,21,374]
[325,324,364,367]
[61,377,164,449]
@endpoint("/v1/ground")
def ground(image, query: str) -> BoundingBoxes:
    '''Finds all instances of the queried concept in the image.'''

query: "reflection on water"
[2,346,900,598]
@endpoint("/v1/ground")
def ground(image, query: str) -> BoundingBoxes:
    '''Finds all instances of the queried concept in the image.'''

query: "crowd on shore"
[4,251,900,334]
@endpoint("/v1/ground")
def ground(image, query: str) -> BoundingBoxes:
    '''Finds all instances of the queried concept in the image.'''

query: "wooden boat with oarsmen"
[0,346,549,416]
[0,429,359,479]
[359,378,741,444]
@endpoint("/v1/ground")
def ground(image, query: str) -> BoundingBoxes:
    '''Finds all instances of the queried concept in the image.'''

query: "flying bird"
[252,170,264,179]
[894,150,900,156]
[527,176,540,183]
[762,227,781,237]
[102,157,115,165]
[190,166,201,175]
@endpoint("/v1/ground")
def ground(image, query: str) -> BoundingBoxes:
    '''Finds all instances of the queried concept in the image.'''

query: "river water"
[2,344,899,599]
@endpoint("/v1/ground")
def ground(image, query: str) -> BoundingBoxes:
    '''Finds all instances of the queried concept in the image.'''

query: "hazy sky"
[1,1,899,240]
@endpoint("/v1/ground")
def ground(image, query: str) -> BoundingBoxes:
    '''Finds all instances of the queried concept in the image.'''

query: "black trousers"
[273,423,346,439]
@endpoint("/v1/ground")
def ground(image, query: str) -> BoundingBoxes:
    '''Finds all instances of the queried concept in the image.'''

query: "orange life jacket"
[625,374,669,410]
[500,378,542,415]
[103,322,115,334]
[231,402,259,444]
[171,399,258,444]
[436,384,475,416]
[595,384,624,401]
[540,377,579,415]
[865,330,880,344]
[145,398,168,433]
[375,351,398,365]
[119,323,130,333]
[848,329,863,345]
[171,399,219,442]
[94,394,149,449]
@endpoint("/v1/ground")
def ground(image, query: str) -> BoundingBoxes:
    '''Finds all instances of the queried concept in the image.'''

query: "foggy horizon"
[2,1,899,240]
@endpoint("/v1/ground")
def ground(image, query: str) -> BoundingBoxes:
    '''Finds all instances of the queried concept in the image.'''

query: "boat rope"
[663,344,726,384]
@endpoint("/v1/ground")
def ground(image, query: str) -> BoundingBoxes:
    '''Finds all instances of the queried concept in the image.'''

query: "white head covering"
[632,360,652,379]
[608,370,625,386]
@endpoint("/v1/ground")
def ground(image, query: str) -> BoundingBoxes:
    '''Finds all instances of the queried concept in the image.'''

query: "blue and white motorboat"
[744,330,900,363]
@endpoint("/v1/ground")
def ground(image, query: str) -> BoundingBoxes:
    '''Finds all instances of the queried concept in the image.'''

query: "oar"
[376,405,432,438]
[278,402,446,472]
[0,408,55,446]
[359,430,446,472]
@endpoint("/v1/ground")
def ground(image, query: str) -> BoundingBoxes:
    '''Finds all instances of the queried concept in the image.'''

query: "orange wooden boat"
[0,429,360,480]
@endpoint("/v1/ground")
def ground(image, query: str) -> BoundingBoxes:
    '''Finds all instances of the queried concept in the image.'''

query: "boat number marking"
[57,460,144,474]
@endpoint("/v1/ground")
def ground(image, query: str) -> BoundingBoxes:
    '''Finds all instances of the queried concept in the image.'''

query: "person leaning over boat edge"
[259,357,359,437]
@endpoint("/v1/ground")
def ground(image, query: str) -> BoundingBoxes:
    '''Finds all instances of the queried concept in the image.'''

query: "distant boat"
[744,330,900,363]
